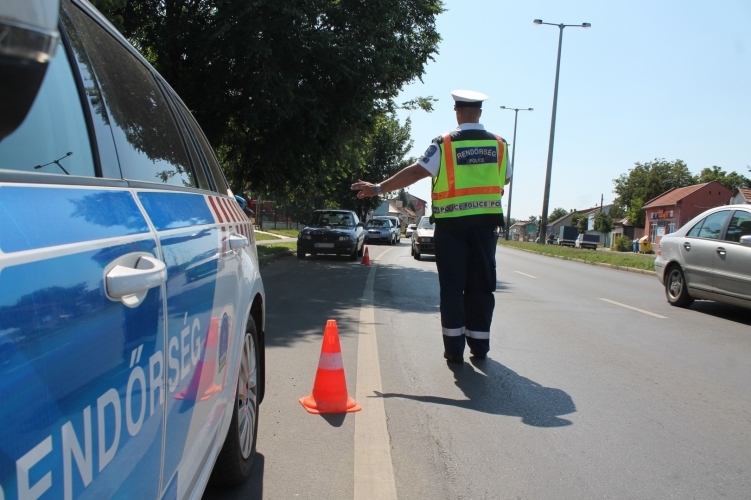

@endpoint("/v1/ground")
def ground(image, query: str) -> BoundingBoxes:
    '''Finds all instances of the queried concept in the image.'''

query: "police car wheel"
[210,324,259,485]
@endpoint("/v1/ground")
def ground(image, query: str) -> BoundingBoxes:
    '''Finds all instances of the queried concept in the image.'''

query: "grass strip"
[264,228,300,238]
[498,240,656,271]
[256,242,297,265]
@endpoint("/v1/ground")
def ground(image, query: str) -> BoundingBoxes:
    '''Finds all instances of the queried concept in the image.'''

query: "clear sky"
[395,0,751,221]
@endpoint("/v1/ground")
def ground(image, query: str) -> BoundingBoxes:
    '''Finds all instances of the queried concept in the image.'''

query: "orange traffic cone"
[361,246,371,266]
[299,320,361,414]
[175,317,224,401]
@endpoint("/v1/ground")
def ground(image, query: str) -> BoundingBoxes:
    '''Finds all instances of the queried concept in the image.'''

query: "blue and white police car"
[0,1,266,498]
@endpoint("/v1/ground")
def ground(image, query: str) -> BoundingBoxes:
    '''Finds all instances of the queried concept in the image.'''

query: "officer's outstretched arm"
[351,163,431,199]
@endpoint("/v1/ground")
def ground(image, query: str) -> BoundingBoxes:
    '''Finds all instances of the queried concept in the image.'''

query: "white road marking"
[514,271,537,279]
[598,298,667,319]
[354,248,398,500]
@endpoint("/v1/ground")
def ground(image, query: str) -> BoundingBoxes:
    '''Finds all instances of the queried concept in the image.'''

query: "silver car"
[655,204,751,309]
[373,215,401,243]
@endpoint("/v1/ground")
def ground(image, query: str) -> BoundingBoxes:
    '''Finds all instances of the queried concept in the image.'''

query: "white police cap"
[451,90,488,108]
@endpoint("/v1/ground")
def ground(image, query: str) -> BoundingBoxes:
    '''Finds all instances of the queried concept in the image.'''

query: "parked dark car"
[297,210,365,260]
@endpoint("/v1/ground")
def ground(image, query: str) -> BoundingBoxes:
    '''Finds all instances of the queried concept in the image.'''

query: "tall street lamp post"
[534,19,590,244]
[500,106,533,240]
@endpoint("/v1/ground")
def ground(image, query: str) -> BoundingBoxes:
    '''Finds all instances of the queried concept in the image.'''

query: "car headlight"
[301,234,312,240]
[338,236,350,241]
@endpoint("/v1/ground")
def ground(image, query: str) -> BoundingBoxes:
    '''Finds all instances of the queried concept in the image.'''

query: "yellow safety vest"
[432,133,507,219]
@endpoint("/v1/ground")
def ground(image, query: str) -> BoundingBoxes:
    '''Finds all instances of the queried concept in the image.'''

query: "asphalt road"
[204,242,751,499]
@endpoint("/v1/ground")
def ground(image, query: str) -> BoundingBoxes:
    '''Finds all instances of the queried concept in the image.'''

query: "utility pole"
[500,106,533,240]
[533,19,591,244]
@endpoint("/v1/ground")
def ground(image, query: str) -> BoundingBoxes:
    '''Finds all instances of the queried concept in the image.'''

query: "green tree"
[324,113,414,219]
[627,198,645,227]
[91,0,444,199]
[571,212,588,233]
[697,166,751,190]
[548,207,568,222]
[608,203,625,221]
[613,158,696,225]
[576,215,589,234]
[594,211,613,233]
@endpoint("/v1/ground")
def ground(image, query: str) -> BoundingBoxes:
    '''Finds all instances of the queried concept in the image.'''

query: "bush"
[614,235,633,252]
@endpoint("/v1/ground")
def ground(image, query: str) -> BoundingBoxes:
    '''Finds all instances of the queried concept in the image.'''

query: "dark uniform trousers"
[434,224,497,357]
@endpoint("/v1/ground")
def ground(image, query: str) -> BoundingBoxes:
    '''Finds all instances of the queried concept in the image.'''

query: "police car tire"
[210,324,260,486]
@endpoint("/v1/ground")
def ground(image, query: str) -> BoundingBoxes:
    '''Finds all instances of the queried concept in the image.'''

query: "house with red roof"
[729,187,751,205]
[643,181,729,245]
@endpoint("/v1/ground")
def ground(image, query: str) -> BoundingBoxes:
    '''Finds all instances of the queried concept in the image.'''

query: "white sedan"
[411,216,435,260]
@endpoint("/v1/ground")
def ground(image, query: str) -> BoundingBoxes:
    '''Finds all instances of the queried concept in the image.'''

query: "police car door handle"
[228,232,249,249]
[106,255,167,307]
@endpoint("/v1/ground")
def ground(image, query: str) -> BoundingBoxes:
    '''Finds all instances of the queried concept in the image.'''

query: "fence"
[247,196,318,231]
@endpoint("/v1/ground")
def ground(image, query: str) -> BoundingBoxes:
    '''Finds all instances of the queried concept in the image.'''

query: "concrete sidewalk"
[255,236,297,245]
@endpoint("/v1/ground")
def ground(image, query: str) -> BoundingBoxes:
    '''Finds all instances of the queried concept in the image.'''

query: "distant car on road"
[405,223,417,238]
[411,216,435,260]
[372,215,401,243]
[297,210,365,260]
[364,218,395,245]
[655,204,751,309]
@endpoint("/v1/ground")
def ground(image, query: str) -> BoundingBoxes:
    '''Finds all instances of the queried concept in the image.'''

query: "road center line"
[514,270,537,279]
[354,247,398,500]
[598,298,667,319]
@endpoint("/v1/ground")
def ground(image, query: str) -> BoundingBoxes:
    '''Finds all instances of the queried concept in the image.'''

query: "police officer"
[351,90,511,363]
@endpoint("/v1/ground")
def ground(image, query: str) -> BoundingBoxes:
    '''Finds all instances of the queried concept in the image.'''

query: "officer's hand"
[350,179,377,199]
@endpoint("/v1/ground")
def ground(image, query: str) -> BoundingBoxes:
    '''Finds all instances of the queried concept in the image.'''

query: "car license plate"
[314,243,334,248]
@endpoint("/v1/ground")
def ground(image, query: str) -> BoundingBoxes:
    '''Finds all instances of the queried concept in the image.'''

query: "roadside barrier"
[299,319,361,414]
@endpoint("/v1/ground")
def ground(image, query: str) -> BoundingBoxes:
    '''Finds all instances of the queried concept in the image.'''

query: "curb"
[499,244,657,277]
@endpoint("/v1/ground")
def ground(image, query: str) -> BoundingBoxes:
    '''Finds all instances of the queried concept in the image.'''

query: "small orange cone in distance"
[361,246,371,266]
[299,320,361,414]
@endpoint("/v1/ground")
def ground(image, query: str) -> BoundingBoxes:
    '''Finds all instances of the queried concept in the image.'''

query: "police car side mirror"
[0,0,61,141]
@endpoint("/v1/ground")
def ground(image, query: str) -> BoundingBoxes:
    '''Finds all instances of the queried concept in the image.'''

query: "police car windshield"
[418,218,435,229]
[309,211,354,227]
